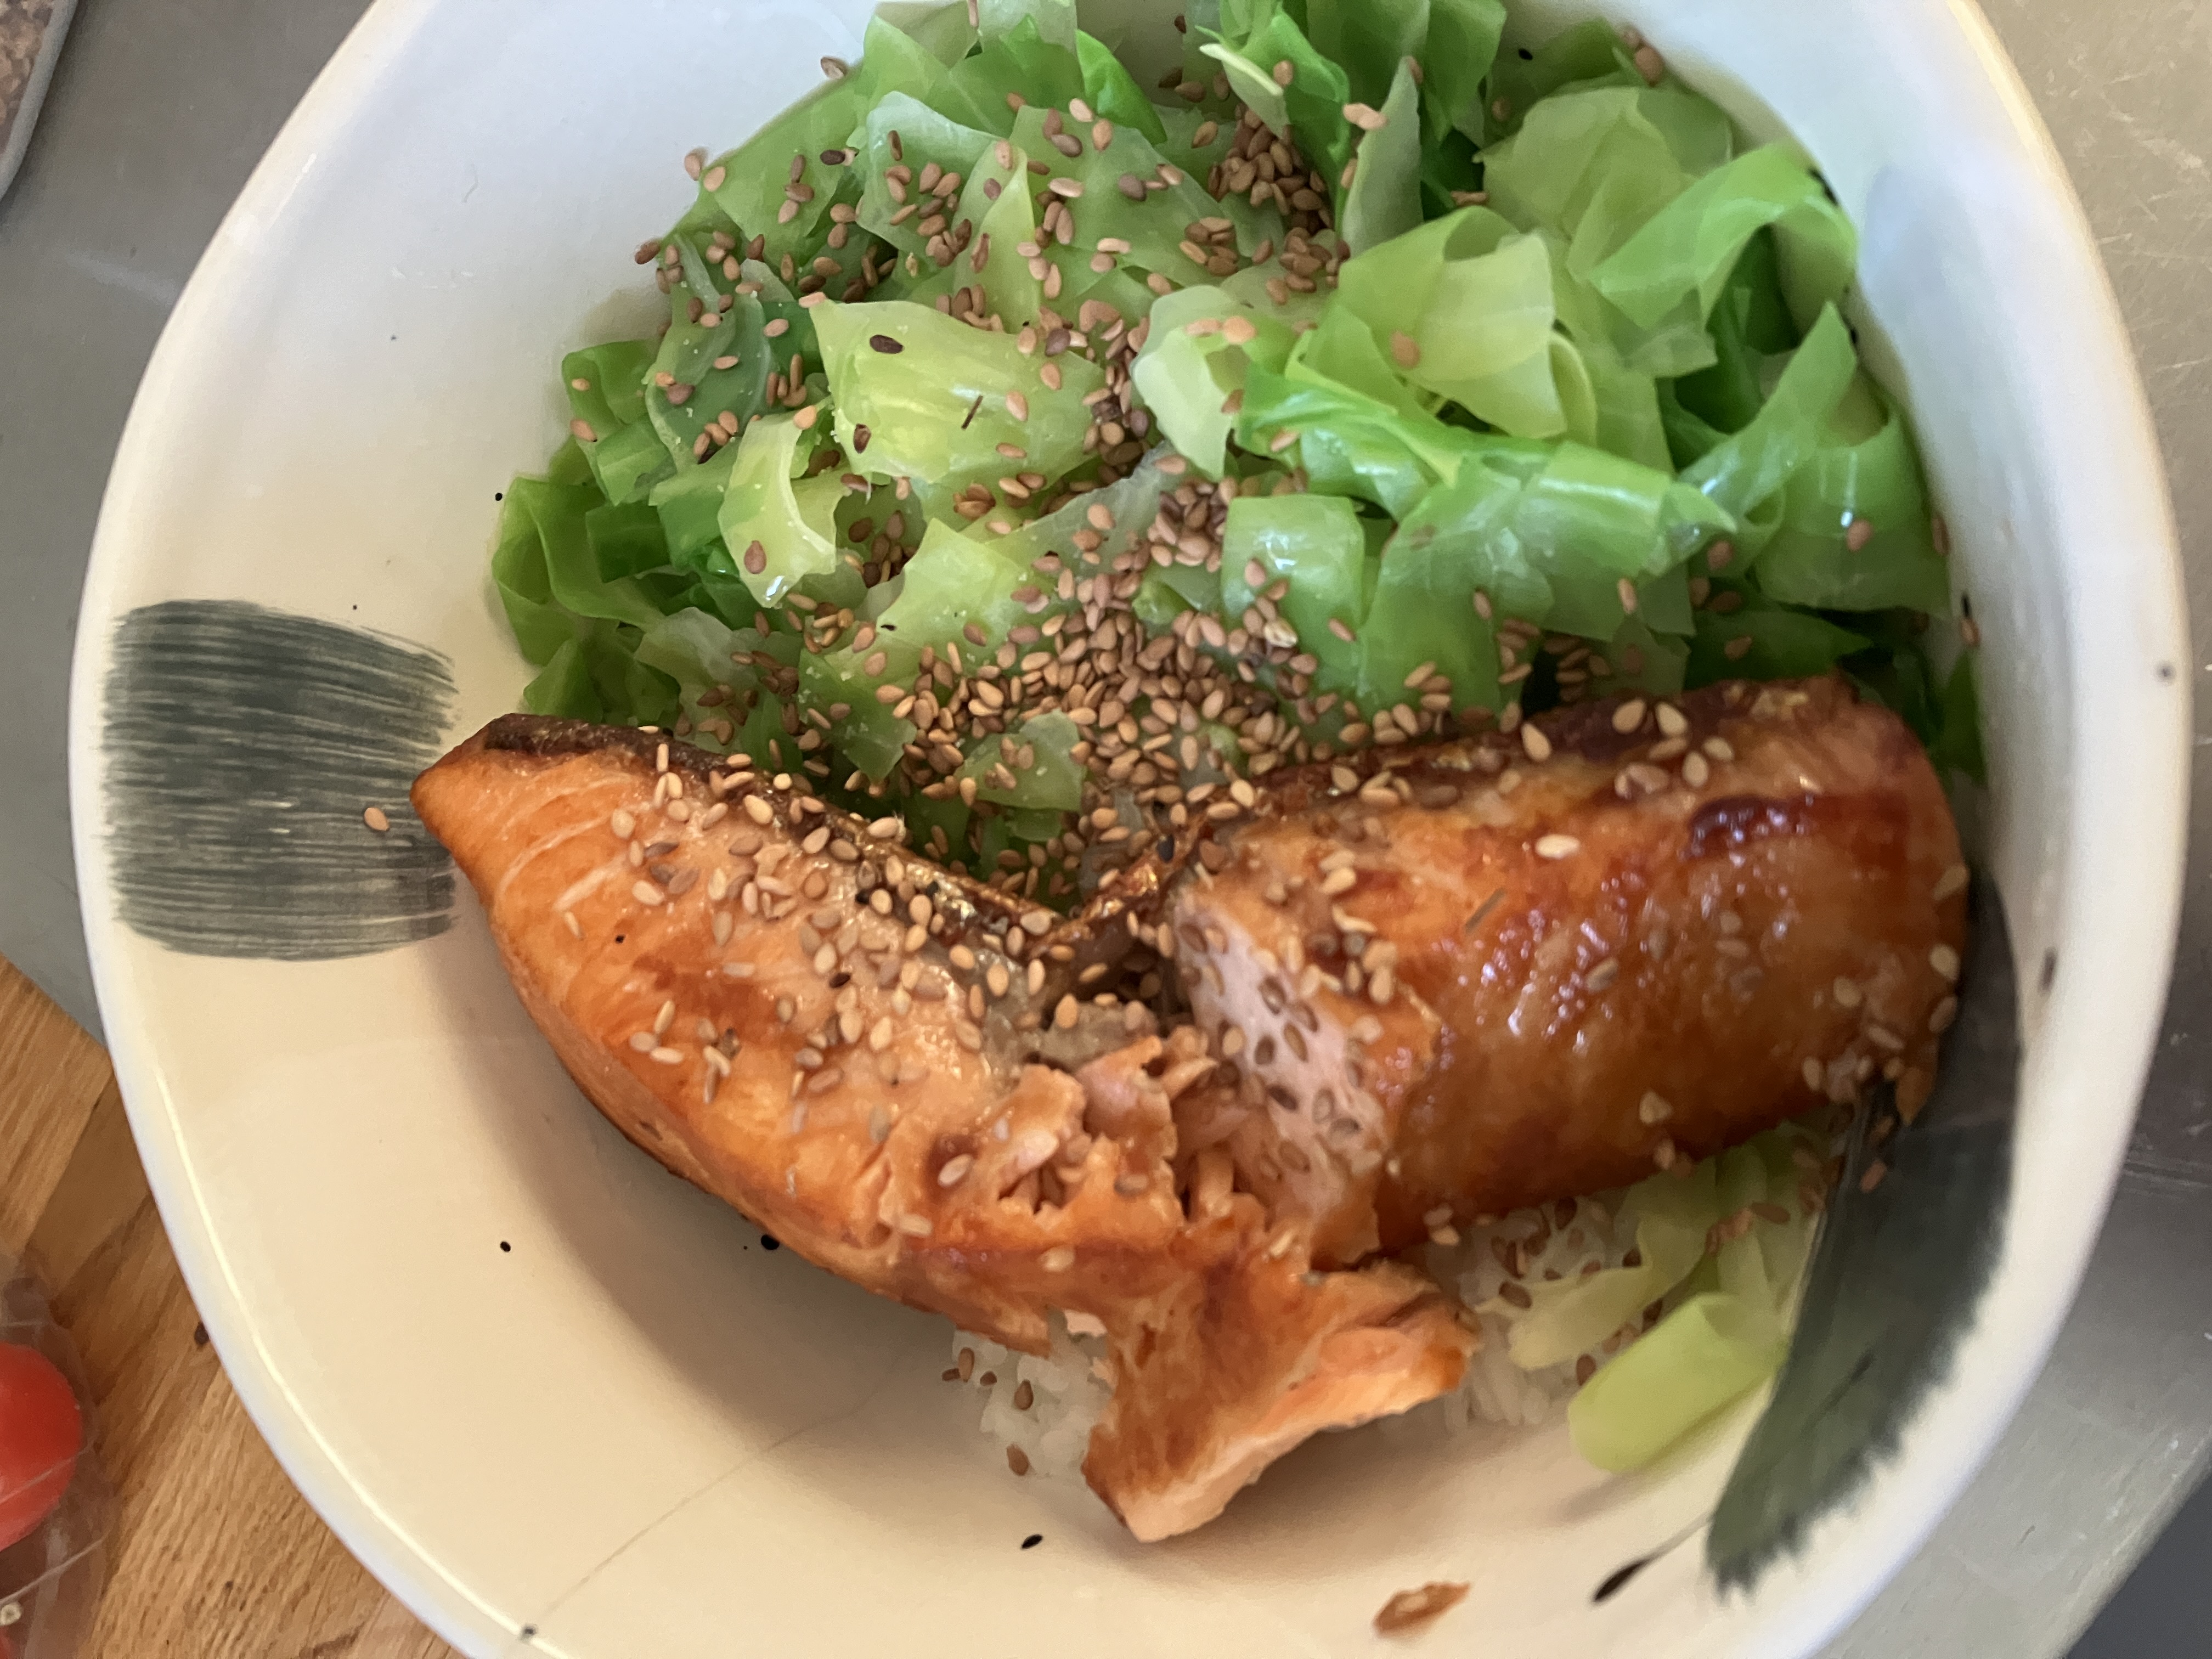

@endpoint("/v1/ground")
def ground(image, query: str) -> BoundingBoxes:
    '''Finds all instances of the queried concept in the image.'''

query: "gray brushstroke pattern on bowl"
[100,600,456,959]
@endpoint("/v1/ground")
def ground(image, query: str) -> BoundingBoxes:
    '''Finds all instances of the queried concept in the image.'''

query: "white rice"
[949,1315,1113,1481]
[1426,1192,1645,1431]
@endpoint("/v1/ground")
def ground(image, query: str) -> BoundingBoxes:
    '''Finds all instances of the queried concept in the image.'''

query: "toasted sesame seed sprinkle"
[1534,834,1579,861]
[363,805,391,833]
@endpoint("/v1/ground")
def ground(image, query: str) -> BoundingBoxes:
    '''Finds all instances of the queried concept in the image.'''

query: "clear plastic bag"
[0,1252,113,1659]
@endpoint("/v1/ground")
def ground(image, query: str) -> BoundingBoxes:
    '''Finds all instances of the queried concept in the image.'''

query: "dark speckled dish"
[0,0,72,201]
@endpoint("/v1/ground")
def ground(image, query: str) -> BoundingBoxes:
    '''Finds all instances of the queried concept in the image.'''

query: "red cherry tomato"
[0,1343,82,1550]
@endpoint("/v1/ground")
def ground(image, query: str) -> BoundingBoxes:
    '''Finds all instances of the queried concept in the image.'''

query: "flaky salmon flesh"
[412,674,1963,1540]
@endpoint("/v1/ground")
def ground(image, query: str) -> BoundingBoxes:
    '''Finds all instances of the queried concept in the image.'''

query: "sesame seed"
[1611,699,1647,734]
[1724,635,1755,660]
[1389,330,1420,368]
[1930,944,1961,981]
[1041,1245,1075,1271]
[938,1154,975,1186]
[1803,1058,1824,1090]
[1342,101,1386,131]
[1005,390,1030,421]
[1933,864,1969,900]
[1860,1159,1888,1193]
[1271,59,1294,86]
[1638,1091,1672,1124]
[1534,834,1579,860]
[632,881,665,906]
[1845,518,1875,551]
[1655,702,1688,737]
[363,805,391,832]
[1521,724,1553,763]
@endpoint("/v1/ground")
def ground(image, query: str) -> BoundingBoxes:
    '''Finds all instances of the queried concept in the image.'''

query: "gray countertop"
[1,1,2204,1652]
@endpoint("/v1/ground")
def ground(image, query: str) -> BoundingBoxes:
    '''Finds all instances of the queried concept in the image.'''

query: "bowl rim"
[64,0,2191,1652]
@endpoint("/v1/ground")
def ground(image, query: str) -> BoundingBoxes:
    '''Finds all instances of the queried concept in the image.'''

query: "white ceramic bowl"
[67,1,2188,1655]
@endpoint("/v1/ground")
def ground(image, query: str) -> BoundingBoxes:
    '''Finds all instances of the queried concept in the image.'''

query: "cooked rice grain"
[953,1318,1111,1480]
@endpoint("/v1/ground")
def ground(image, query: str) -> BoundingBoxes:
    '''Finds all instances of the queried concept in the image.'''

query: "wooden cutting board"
[0,953,459,1658]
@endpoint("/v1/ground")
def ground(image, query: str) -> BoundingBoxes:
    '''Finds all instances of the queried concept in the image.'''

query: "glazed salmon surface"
[1165,675,1967,1267]
[413,674,1962,1539]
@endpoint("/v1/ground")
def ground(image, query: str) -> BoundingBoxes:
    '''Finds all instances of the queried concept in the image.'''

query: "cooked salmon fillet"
[413,674,1960,1539]
[413,716,1471,1541]
[1159,676,1966,1266]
